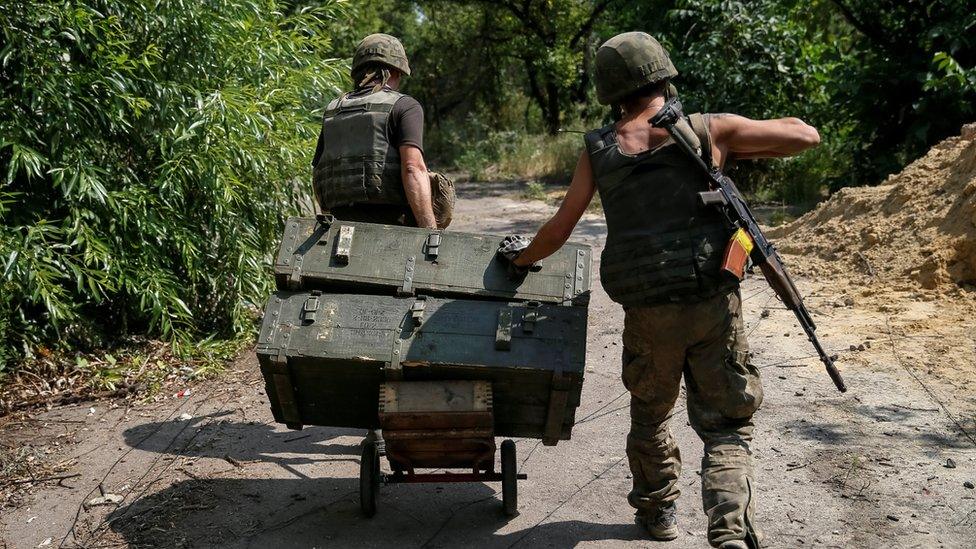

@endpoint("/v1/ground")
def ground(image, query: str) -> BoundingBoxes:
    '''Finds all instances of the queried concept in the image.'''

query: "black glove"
[496,235,541,281]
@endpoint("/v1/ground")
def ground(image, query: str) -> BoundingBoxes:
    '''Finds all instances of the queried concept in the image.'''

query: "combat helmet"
[352,33,411,78]
[595,32,677,105]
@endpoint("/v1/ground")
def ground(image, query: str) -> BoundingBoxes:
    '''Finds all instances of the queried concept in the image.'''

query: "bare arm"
[400,145,437,229]
[708,114,820,167]
[513,151,596,267]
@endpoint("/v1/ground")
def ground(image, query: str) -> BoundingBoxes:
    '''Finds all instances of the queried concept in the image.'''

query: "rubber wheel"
[360,440,380,517]
[501,439,518,517]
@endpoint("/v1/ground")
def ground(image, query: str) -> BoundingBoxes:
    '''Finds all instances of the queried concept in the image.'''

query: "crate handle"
[334,225,355,265]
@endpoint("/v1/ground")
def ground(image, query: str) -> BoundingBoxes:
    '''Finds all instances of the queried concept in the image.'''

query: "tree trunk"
[544,80,561,135]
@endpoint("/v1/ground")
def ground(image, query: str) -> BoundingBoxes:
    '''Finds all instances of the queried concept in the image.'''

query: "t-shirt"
[311,87,424,167]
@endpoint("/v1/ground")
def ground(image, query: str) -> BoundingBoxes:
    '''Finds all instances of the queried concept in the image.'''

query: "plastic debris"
[87,493,124,507]
[178,413,193,421]
[175,388,192,398]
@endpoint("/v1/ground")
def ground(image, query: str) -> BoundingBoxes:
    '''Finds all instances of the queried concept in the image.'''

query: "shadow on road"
[106,475,643,548]
[112,415,643,548]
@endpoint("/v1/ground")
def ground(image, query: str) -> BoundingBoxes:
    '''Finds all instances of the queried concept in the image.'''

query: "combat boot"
[718,541,749,549]
[635,502,678,541]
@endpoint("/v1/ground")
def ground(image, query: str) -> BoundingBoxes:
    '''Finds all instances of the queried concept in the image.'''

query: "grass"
[456,131,581,183]
[0,334,250,416]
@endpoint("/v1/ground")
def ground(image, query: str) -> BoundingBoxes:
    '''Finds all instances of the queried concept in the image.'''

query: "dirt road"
[2,183,975,548]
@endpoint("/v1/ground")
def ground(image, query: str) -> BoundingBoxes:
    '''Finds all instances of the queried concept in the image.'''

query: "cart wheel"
[360,441,380,517]
[501,439,518,517]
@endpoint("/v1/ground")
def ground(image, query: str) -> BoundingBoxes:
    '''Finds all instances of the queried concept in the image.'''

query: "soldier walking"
[312,33,454,230]
[312,33,455,453]
[496,32,821,548]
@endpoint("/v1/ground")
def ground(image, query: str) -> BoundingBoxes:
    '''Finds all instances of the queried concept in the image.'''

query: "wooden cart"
[359,380,526,517]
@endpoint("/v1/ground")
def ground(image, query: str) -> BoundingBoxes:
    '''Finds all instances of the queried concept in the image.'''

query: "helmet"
[352,33,411,77]
[595,32,677,105]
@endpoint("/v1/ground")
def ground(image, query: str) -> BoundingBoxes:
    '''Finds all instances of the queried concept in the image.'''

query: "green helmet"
[595,32,677,105]
[352,33,411,77]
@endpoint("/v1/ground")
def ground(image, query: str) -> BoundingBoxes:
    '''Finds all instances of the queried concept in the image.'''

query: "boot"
[635,502,678,541]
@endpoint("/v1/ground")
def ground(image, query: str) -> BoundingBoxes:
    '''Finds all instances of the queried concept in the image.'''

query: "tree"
[0,0,348,369]
[828,0,976,182]
[421,0,618,134]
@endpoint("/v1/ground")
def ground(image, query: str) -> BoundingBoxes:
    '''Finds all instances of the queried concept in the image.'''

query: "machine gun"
[649,97,847,393]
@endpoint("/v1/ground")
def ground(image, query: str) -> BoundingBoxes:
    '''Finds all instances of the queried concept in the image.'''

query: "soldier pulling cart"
[256,216,591,517]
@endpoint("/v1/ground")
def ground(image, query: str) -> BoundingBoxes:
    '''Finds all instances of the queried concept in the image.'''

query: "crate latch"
[410,296,427,327]
[301,290,321,325]
[522,301,541,334]
[398,255,416,296]
[495,307,513,351]
[334,225,355,265]
[315,213,335,227]
[287,254,304,290]
[424,232,441,260]
[542,364,572,446]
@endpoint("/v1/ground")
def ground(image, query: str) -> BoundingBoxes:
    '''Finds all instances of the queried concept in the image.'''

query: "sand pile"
[768,124,976,294]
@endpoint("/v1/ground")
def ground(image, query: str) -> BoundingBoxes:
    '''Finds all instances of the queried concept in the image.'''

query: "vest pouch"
[693,225,739,294]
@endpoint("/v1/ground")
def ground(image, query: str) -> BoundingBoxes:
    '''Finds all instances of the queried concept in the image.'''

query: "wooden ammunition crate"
[273,216,592,306]
[256,291,585,444]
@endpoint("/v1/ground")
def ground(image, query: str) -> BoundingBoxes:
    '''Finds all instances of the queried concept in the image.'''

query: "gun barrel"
[804,322,847,392]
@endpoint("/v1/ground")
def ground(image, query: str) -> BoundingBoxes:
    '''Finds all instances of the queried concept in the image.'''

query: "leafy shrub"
[453,129,581,183]
[0,1,348,372]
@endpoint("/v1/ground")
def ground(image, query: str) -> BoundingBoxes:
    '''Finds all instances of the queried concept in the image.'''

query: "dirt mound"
[769,124,976,294]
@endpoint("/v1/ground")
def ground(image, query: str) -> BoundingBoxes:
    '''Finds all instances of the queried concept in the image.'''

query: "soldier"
[496,32,821,549]
[311,33,454,230]
[312,34,454,453]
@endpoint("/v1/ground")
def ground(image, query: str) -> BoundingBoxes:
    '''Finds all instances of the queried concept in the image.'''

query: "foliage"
[3,0,975,374]
[453,127,580,182]
[827,0,976,183]
[353,0,975,197]
[0,0,348,371]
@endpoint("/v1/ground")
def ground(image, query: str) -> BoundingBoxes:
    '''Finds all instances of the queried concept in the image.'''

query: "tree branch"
[829,0,897,52]
[570,0,615,48]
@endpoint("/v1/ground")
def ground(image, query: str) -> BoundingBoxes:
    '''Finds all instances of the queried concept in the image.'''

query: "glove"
[496,235,541,281]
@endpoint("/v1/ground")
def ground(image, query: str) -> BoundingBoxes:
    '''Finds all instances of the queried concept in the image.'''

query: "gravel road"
[2,183,974,548]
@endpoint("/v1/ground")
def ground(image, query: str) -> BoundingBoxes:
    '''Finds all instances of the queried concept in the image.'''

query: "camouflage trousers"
[621,290,763,548]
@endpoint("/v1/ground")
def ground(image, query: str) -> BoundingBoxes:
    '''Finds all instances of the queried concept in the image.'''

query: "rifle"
[649,97,847,393]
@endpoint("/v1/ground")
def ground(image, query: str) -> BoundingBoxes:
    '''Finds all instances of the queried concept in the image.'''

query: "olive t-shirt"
[311,88,424,167]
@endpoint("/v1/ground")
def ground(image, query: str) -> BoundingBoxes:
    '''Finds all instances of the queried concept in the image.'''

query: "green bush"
[452,129,581,183]
[0,1,348,372]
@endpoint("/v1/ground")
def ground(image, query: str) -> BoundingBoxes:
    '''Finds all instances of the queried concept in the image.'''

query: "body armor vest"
[313,88,407,209]
[584,113,737,306]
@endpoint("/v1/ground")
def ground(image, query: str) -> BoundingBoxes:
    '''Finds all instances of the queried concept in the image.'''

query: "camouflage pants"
[622,290,763,548]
